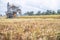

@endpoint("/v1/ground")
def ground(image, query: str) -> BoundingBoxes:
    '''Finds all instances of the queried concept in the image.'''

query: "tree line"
[23,9,60,16]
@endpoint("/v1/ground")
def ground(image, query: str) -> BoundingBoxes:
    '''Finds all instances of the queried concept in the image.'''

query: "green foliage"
[52,11,56,14]
[24,11,34,15]
[35,11,41,15]
[45,10,52,15]
[24,10,60,15]
[57,9,60,14]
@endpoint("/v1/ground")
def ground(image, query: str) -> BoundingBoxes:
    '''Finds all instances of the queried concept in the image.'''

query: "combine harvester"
[6,2,21,18]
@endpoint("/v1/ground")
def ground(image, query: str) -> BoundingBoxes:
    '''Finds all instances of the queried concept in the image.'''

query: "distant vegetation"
[1,9,60,17]
[23,9,60,16]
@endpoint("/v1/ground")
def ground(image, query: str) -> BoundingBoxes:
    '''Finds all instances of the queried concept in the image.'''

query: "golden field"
[0,15,60,19]
[0,15,60,40]
[17,15,60,19]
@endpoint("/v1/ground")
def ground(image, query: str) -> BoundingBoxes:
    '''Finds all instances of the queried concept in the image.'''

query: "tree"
[52,11,56,14]
[24,12,29,15]
[29,11,34,15]
[24,11,34,15]
[45,10,52,15]
[57,9,60,14]
[35,11,41,15]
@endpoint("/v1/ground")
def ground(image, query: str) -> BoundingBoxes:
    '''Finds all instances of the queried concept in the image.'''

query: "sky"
[0,0,60,15]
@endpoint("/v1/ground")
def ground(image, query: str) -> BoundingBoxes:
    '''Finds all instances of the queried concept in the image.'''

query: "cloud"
[26,0,58,10]
[57,0,60,9]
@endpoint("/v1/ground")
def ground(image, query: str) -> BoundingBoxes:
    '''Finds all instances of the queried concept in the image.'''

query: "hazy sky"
[0,0,60,15]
